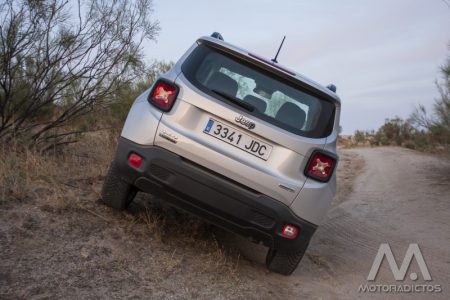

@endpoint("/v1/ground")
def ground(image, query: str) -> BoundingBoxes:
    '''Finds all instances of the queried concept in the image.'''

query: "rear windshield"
[181,43,335,138]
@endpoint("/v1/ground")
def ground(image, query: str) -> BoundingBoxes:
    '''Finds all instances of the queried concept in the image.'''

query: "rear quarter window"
[181,43,336,138]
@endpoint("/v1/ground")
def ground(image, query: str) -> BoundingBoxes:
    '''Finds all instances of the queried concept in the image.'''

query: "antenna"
[271,36,286,63]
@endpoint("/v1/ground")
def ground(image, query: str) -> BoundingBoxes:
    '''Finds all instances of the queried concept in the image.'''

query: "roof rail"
[327,84,337,93]
[211,32,224,41]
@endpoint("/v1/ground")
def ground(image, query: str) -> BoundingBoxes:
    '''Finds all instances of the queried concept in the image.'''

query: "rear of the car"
[102,35,341,275]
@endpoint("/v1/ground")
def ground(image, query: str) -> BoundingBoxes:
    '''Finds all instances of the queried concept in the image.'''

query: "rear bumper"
[115,137,317,251]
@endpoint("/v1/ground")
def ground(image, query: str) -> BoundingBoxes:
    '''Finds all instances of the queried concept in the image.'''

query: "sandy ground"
[1,147,449,299]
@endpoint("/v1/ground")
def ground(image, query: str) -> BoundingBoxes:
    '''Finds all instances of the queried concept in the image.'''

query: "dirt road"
[302,147,450,299]
[1,147,449,299]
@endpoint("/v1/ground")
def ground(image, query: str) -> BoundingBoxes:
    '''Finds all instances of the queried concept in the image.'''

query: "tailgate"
[154,74,326,206]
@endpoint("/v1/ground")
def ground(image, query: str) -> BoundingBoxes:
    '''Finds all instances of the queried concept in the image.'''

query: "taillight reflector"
[305,151,337,182]
[148,79,179,112]
[281,224,299,239]
[128,153,143,169]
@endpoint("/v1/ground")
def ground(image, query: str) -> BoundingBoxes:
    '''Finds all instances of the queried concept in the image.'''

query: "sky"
[143,0,450,134]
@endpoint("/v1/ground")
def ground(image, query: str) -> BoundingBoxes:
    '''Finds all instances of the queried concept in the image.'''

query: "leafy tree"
[0,0,159,148]
[410,47,450,152]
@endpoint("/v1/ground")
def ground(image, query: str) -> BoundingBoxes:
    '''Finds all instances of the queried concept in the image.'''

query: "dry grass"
[132,203,242,276]
[0,131,116,204]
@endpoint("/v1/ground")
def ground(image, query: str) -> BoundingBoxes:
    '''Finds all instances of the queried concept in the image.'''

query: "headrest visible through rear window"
[243,95,267,113]
[207,72,238,96]
[276,102,306,130]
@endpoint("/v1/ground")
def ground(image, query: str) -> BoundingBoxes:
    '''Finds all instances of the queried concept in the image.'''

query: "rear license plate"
[203,119,272,160]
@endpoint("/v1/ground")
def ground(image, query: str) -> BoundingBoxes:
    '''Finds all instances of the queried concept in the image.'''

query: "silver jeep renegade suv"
[101,33,341,275]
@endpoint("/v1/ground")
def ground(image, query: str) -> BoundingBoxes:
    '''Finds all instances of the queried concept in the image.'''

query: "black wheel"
[101,162,137,210]
[266,244,308,275]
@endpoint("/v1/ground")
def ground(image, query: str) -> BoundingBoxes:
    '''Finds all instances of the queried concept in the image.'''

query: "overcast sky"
[143,0,450,134]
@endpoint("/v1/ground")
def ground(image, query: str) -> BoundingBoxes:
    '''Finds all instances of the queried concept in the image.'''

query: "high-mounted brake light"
[148,79,179,112]
[248,53,296,76]
[305,151,337,182]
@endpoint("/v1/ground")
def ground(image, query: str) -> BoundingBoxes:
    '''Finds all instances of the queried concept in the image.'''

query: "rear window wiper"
[211,89,254,112]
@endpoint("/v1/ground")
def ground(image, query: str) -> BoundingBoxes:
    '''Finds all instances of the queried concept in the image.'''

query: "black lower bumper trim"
[114,137,317,251]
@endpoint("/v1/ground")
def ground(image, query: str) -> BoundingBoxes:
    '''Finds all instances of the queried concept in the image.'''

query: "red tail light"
[304,151,337,182]
[148,79,179,112]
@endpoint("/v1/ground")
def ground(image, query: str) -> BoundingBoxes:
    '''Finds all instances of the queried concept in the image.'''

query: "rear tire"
[265,243,308,275]
[101,162,137,210]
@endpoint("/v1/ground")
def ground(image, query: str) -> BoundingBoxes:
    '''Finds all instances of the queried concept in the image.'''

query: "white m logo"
[367,243,431,281]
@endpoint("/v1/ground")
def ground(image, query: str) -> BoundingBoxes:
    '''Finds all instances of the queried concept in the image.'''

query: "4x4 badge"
[235,115,256,130]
